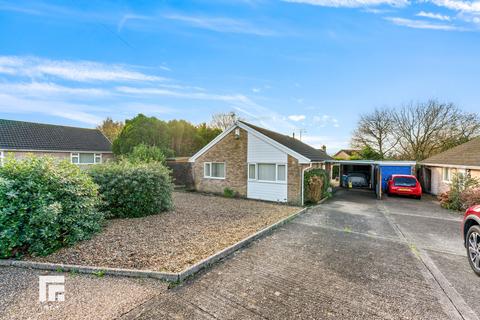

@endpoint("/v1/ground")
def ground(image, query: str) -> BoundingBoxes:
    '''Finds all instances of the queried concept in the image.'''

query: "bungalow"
[333,149,360,160]
[189,120,332,205]
[0,119,113,166]
[420,137,480,195]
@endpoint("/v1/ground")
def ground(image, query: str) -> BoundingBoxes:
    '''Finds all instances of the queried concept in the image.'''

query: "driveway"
[121,190,472,320]
[1,190,477,319]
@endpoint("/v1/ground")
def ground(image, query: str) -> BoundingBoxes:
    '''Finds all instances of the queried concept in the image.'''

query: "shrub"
[0,156,103,258]
[223,187,236,198]
[89,161,173,218]
[460,188,480,210]
[439,173,479,210]
[126,144,166,164]
[304,169,330,204]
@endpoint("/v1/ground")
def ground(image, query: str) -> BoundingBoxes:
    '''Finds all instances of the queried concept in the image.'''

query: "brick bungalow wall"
[192,128,248,196]
[2,150,114,164]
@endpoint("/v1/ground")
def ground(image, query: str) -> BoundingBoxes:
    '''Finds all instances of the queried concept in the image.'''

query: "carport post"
[376,168,382,200]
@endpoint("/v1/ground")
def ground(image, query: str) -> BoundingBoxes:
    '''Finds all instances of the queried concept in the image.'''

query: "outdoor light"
[235,128,240,139]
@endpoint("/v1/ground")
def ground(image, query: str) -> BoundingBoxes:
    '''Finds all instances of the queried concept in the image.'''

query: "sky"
[0,0,479,154]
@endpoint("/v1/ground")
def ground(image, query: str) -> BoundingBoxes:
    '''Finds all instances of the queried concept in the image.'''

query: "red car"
[386,175,422,199]
[463,205,480,275]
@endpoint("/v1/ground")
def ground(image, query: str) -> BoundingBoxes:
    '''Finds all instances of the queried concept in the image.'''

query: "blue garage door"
[380,166,412,191]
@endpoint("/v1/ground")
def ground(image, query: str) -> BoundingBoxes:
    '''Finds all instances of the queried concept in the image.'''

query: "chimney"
[321,145,327,152]
[292,132,295,139]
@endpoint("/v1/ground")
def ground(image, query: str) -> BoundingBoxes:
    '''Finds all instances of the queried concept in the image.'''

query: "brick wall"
[192,128,248,196]
[287,156,302,204]
[2,150,113,165]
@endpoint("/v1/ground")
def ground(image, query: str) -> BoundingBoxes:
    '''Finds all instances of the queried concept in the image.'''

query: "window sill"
[249,180,287,185]
[204,177,225,180]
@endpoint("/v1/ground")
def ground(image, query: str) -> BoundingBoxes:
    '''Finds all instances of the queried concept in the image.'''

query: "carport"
[328,160,416,199]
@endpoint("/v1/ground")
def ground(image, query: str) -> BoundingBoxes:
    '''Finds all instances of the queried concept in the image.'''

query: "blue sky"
[0,0,479,153]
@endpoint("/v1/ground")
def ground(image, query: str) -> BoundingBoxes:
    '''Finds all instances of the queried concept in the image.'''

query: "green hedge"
[304,168,331,204]
[89,161,173,218]
[0,156,103,258]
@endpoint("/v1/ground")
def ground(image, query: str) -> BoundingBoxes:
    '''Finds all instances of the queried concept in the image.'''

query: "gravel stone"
[32,192,298,273]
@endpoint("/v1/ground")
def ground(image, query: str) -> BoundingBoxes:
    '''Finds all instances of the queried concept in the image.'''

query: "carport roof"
[327,160,416,166]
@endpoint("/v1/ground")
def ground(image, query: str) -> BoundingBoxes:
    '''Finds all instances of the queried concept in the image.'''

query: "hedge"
[89,161,173,218]
[304,169,331,204]
[0,156,103,258]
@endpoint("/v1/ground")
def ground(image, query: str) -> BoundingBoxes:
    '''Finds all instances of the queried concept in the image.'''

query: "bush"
[223,187,236,198]
[304,169,330,204]
[89,161,173,218]
[0,156,103,258]
[439,173,479,210]
[460,188,480,210]
[126,144,166,164]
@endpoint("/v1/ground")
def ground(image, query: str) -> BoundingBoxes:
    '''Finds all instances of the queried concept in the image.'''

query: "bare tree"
[210,111,241,131]
[392,100,480,160]
[351,108,397,159]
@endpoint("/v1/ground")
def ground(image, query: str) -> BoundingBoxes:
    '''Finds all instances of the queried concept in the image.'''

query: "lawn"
[32,192,299,272]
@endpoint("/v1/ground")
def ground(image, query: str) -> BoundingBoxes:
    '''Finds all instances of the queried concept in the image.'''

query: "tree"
[168,120,203,157]
[97,117,124,142]
[351,108,397,159]
[210,111,241,131]
[126,144,166,164]
[196,123,222,146]
[112,114,173,157]
[349,146,383,160]
[392,100,480,160]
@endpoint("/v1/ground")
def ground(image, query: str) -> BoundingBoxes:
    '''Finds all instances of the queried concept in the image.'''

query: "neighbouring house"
[333,149,360,160]
[419,137,480,195]
[0,119,113,166]
[189,120,333,205]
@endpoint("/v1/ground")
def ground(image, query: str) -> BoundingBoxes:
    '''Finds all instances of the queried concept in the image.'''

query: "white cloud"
[163,14,276,36]
[0,56,166,82]
[416,11,451,21]
[313,115,340,127]
[430,0,480,13]
[288,114,306,121]
[302,135,350,153]
[0,82,109,97]
[385,17,462,30]
[283,0,409,8]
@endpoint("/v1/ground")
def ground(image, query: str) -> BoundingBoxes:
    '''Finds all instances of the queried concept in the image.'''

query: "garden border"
[0,197,329,282]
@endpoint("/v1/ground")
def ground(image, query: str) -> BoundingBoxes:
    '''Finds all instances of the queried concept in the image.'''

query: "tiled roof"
[334,149,360,157]
[0,119,112,152]
[240,121,332,162]
[421,137,480,167]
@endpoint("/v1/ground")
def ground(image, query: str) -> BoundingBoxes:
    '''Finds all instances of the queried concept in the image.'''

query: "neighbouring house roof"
[420,137,480,168]
[189,120,332,163]
[238,121,332,162]
[333,149,360,157]
[0,119,112,152]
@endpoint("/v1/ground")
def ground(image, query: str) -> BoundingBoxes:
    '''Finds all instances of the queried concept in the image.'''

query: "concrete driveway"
[121,190,475,320]
[1,190,477,319]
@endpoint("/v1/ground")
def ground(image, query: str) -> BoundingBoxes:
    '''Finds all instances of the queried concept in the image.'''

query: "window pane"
[204,163,211,177]
[249,164,256,179]
[277,165,286,181]
[258,164,276,181]
[79,153,95,164]
[95,154,102,164]
[212,163,225,178]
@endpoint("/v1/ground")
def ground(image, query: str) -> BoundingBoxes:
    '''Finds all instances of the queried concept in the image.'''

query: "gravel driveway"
[31,192,299,272]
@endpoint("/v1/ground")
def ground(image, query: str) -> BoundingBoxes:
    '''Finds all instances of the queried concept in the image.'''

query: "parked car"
[345,172,369,188]
[386,175,422,199]
[463,205,480,276]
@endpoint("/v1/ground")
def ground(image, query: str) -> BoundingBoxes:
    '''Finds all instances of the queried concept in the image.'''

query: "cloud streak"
[0,56,166,82]
[385,17,462,30]
[163,14,276,36]
[416,11,451,21]
[283,0,409,8]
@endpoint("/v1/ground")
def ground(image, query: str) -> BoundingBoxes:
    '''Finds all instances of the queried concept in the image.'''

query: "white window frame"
[0,150,4,166]
[249,163,287,184]
[71,152,102,165]
[204,162,225,179]
[442,167,451,183]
